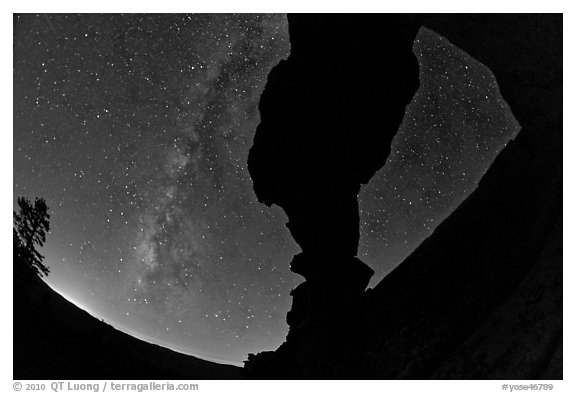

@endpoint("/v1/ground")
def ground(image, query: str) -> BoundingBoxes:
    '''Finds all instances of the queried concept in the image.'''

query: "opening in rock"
[358,27,521,286]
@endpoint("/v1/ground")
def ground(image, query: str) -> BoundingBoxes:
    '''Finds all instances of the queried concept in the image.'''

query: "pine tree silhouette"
[13,196,51,278]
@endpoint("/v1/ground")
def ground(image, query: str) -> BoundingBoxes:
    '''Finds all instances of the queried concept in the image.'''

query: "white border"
[4,3,572,390]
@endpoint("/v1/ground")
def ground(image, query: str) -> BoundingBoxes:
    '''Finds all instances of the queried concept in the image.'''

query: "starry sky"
[13,15,519,365]
[359,27,520,284]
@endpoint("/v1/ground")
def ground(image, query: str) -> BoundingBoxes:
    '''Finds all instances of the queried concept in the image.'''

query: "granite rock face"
[248,14,421,331]
[244,14,562,379]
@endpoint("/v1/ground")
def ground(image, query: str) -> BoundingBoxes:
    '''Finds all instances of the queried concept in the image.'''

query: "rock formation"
[244,14,562,379]
[248,14,421,331]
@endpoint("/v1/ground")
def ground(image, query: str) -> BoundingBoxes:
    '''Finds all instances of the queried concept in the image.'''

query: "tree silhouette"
[13,196,51,278]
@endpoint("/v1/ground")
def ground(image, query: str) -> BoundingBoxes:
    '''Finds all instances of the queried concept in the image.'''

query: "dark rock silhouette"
[13,270,242,379]
[248,14,421,330]
[244,14,562,379]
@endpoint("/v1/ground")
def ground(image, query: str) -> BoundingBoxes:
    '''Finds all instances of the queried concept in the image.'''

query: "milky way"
[14,15,518,364]
[14,14,297,363]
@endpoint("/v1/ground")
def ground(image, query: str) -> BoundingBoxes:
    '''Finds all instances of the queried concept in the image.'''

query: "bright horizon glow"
[45,280,243,367]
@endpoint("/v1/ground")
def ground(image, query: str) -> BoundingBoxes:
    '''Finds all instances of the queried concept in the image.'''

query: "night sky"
[13,15,519,365]
[358,27,520,284]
